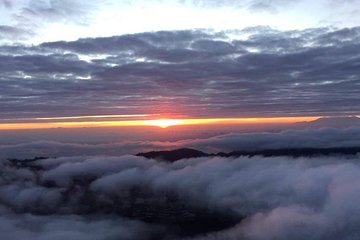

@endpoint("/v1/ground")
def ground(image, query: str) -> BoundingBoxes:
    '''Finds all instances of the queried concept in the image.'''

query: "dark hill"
[136,148,210,162]
[295,116,360,128]
[137,147,360,161]
[223,147,360,158]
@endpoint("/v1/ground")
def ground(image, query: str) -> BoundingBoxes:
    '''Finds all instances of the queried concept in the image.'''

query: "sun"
[145,119,185,128]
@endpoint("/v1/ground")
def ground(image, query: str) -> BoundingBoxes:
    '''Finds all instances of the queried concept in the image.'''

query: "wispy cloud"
[0,0,360,43]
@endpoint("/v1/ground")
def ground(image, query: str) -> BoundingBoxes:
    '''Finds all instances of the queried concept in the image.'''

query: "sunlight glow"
[0,116,327,130]
[145,119,185,128]
[34,114,151,120]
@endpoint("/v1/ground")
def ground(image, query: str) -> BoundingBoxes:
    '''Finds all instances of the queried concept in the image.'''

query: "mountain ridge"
[137,147,360,161]
[295,116,360,128]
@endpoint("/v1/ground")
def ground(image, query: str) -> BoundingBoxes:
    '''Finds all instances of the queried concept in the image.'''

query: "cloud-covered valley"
[1,127,360,239]
[2,149,360,239]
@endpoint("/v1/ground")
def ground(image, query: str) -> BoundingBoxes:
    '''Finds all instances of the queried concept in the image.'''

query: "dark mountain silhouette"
[9,146,360,165]
[136,148,210,162]
[222,147,360,158]
[137,147,360,161]
[295,116,360,128]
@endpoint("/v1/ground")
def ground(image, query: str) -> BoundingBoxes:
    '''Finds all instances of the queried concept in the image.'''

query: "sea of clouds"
[2,128,360,239]
[1,127,360,159]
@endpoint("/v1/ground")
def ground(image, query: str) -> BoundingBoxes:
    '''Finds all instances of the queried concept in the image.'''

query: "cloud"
[186,127,360,152]
[0,209,157,240]
[1,27,360,120]
[16,0,92,23]
[248,2,278,13]
[2,146,360,239]
[1,0,360,44]
[0,0,94,42]
[0,140,172,159]
[0,25,33,40]
[0,0,12,8]
[1,127,360,160]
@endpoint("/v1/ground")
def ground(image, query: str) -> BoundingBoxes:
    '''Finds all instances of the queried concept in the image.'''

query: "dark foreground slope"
[136,148,210,161]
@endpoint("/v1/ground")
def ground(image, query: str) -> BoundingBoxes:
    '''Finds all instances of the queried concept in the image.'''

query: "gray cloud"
[0,140,170,159]
[20,0,90,21]
[186,127,360,152]
[0,209,157,240]
[181,0,297,10]
[1,127,360,159]
[0,27,360,120]
[0,0,94,41]
[0,25,33,40]
[17,0,93,23]
[1,0,360,43]
[0,0,11,8]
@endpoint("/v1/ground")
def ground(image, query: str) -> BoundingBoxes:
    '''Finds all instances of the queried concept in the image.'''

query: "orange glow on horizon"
[146,119,185,128]
[0,116,325,130]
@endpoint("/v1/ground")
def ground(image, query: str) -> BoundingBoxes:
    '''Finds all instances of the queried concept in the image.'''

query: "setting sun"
[145,119,185,128]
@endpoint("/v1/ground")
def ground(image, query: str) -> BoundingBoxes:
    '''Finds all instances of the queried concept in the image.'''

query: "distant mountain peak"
[137,147,360,162]
[313,116,359,122]
[295,116,360,128]
[136,148,209,162]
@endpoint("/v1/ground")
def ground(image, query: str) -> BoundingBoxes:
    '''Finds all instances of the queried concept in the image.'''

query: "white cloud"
[3,150,360,238]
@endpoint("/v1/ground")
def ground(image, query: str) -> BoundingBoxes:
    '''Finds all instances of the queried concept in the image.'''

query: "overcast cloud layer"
[1,27,360,120]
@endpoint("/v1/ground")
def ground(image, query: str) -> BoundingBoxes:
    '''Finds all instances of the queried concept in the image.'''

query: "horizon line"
[0,115,337,130]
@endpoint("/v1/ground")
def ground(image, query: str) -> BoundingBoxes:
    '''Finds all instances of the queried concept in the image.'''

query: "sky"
[0,0,360,129]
